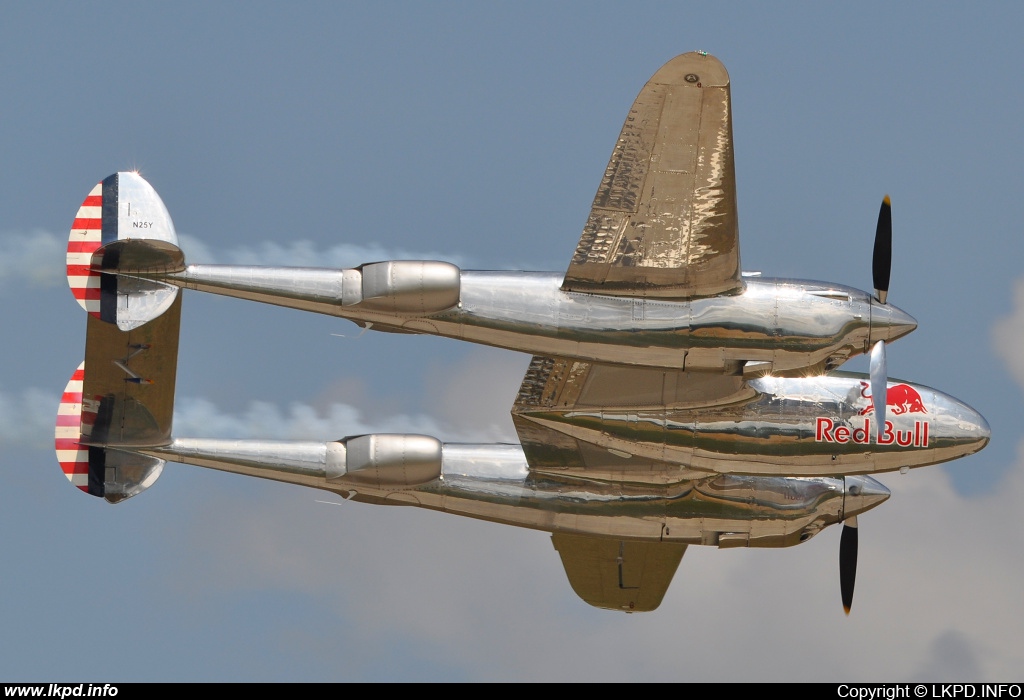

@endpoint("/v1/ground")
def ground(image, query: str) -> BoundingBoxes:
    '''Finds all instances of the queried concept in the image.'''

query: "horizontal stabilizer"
[67,172,182,330]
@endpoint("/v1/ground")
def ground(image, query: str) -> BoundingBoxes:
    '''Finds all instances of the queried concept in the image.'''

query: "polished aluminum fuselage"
[449,273,874,373]
[146,263,986,478]
[161,265,916,374]
[140,439,889,547]
[517,373,990,477]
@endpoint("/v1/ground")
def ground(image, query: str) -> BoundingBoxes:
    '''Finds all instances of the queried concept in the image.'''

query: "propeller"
[869,340,887,443]
[842,198,893,612]
[872,196,892,304]
[839,515,859,615]
[869,196,892,443]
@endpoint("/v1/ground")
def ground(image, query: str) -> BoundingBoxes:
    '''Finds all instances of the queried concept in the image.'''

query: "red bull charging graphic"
[857,381,928,416]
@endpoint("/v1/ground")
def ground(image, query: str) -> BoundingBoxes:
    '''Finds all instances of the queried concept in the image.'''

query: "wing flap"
[563,52,741,299]
[552,533,686,612]
[513,355,754,411]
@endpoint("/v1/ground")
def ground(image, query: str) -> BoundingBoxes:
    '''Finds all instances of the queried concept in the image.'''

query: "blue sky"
[1,2,1023,681]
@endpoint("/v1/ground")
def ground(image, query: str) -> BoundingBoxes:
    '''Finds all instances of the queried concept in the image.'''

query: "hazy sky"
[2,2,1023,681]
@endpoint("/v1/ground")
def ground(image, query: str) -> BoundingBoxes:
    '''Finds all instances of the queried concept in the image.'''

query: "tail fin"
[58,172,184,503]
[67,172,184,332]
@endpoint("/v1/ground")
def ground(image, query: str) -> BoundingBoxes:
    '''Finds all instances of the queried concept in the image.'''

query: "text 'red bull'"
[816,416,929,447]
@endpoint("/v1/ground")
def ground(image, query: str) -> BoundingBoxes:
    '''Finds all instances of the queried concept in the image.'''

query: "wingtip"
[653,52,729,87]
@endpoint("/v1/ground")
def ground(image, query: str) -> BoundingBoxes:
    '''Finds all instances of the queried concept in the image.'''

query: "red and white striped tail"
[59,173,182,502]
[65,172,182,329]
[66,185,103,316]
[54,362,95,493]
[55,358,170,502]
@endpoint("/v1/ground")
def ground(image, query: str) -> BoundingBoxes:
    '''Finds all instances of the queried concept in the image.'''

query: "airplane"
[56,51,989,613]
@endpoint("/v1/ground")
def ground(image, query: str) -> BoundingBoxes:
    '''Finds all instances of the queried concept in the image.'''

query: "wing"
[563,52,741,299]
[512,355,758,478]
[551,533,686,612]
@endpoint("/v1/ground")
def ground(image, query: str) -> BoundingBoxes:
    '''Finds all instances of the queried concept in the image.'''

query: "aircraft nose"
[958,403,991,452]
[843,475,890,519]
[977,413,991,442]
[869,302,918,344]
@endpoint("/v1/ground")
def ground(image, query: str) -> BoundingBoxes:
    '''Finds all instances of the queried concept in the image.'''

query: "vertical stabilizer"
[56,284,182,503]
[66,172,183,331]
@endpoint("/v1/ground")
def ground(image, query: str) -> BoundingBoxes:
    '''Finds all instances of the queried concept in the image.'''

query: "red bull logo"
[815,416,929,447]
[816,382,930,447]
[858,381,927,416]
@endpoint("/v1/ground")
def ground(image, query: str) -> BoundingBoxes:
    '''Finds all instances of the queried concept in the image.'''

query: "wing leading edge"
[563,52,741,299]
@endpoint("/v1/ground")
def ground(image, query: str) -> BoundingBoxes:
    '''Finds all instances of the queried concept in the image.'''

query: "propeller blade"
[869,340,887,443]
[873,195,892,304]
[839,516,859,615]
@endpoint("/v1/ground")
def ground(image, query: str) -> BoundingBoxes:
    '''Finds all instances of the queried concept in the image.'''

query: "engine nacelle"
[326,434,442,489]
[352,261,460,314]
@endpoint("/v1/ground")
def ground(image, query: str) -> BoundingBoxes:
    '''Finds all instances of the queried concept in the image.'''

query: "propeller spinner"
[840,478,892,614]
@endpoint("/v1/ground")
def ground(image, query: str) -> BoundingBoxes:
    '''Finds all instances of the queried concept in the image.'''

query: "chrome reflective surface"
[359,261,460,314]
[563,52,742,299]
[143,438,889,546]
[843,475,891,520]
[159,266,916,375]
[103,172,180,332]
[869,300,918,344]
[65,171,182,331]
[341,434,443,487]
[513,372,989,477]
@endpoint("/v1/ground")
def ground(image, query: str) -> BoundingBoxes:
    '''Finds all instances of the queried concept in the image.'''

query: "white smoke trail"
[172,396,457,441]
[992,277,1024,390]
[176,234,467,269]
[0,388,491,449]
[0,387,60,449]
[0,231,65,289]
